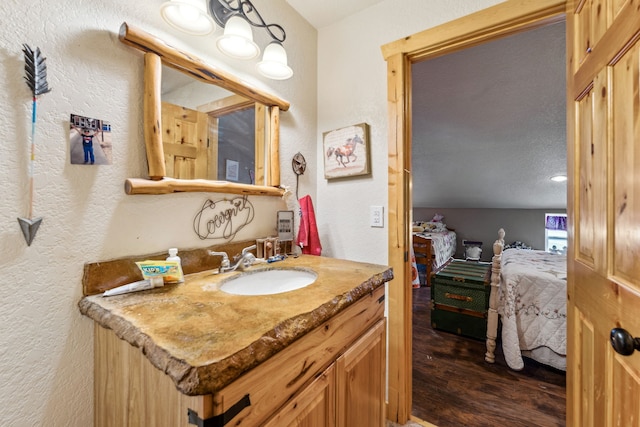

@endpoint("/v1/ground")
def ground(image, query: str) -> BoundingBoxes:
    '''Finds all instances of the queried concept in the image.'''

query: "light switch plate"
[370,206,384,228]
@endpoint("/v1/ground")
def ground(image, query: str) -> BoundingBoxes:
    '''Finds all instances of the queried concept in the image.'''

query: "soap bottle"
[166,248,184,283]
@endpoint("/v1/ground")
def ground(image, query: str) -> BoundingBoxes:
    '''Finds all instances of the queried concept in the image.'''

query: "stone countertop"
[78,255,393,396]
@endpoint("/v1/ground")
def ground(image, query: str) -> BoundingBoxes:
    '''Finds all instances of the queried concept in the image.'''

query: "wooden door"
[336,319,386,427]
[263,364,336,427]
[567,1,640,425]
[161,101,209,179]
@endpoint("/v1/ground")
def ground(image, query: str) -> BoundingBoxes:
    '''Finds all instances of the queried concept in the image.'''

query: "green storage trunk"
[431,260,491,341]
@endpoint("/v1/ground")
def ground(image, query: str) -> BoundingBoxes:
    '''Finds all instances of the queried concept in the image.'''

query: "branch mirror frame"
[119,22,290,196]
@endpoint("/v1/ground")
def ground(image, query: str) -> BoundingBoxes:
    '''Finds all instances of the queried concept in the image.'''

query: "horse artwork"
[326,134,363,167]
[323,123,371,180]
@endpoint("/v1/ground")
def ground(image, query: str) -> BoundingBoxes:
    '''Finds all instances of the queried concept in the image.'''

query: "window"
[545,213,567,254]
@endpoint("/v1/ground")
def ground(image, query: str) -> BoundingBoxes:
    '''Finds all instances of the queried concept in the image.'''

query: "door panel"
[568,0,640,425]
[612,44,640,283]
[162,102,209,180]
[611,0,629,20]
[575,86,596,266]
[336,319,385,427]
[575,69,607,271]
[572,308,595,427]
[263,364,336,427]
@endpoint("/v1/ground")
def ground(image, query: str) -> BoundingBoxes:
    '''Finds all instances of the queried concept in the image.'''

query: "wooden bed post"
[485,228,504,363]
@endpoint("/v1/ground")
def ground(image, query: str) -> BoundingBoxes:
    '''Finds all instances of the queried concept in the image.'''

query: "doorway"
[382,0,566,423]
[410,19,567,425]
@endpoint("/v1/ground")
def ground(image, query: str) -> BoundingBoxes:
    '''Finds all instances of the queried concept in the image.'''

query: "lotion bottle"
[166,248,184,283]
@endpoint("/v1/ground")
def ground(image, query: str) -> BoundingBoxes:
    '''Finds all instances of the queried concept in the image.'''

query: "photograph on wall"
[69,114,112,165]
[323,123,371,180]
[225,159,239,181]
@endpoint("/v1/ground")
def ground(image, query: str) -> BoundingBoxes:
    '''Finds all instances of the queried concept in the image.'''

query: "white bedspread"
[498,249,567,371]
[414,230,457,269]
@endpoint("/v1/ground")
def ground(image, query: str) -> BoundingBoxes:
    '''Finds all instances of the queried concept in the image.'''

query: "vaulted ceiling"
[411,21,566,209]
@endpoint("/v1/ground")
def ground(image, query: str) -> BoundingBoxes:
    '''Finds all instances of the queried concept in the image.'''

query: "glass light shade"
[160,0,216,35]
[256,42,293,80]
[216,16,260,60]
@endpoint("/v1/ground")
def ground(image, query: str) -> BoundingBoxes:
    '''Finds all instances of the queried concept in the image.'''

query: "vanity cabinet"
[93,285,386,427]
[263,319,386,427]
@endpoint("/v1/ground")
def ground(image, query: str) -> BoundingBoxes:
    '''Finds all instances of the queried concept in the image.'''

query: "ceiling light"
[550,175,567,182]
[161,0,293,80]
[160,0,216,36]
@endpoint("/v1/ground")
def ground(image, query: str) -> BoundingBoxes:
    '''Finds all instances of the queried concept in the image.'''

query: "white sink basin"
[219,268,318,296]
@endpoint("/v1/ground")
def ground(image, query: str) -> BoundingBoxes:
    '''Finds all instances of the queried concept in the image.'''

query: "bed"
[485,229,567,371]
[411,221,457,287]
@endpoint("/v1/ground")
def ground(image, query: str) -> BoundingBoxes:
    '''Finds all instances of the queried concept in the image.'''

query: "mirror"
[118,22,290,196]
[161,65,266,184]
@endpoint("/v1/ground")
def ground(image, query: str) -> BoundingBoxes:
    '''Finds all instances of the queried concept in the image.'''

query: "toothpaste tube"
[136,260,183,284]
[267,254,286,263]
[103,277,164,297]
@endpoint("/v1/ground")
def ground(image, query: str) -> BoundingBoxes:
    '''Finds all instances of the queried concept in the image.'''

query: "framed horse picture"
[323,123,371,180]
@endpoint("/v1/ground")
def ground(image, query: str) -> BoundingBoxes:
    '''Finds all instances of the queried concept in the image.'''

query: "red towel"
[297,195,322,256]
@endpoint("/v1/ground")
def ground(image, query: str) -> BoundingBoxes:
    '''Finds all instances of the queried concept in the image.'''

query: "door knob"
[610,328,640,356]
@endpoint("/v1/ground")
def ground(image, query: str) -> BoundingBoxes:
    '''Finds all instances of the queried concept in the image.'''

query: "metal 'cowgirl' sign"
[193,195,255,240]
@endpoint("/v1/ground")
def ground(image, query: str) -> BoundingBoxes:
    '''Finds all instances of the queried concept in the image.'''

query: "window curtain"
[545,215,567,231]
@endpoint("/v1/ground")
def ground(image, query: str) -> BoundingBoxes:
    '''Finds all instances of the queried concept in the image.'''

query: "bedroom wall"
[414,207,566,262]
[315,0,506,264]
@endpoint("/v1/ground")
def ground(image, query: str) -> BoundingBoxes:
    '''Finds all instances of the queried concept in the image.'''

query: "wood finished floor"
[411,286,566,427]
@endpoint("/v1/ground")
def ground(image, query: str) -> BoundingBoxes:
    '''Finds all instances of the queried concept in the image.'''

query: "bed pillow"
[421,221,447,232]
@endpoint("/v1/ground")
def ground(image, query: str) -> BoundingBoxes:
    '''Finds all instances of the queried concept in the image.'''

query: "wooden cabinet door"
[161,101,209,179]
[263,364,336,427]
[336,319,386,427]
[567,1,640,426]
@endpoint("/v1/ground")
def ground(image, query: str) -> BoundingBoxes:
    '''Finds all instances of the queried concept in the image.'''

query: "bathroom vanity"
[79,254,393,427]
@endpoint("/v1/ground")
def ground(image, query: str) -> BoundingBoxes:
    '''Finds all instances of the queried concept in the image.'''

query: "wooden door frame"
[382,0,566,422]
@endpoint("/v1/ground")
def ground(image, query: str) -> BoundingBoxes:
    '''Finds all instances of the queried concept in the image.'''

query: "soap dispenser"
[166,248,184,283]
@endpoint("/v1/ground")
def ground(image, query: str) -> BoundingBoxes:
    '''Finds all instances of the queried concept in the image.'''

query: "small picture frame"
[69,113,113,165]
[323,123,371,180]
[225,159,239,181]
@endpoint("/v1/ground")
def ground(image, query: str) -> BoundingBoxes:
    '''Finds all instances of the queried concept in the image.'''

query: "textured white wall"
[0,0,512,424]
[316,0,506,265]
[0,0,315,425]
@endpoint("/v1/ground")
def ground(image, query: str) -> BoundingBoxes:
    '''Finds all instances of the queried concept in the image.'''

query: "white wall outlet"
[370,206,384,228]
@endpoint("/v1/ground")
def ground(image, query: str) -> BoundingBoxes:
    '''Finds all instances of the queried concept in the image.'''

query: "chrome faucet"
[209,245,257,273]
[234,244,257,271]
[208,250,231,272]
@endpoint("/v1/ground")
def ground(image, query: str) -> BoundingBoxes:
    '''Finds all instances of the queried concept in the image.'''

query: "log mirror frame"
[119,22,290,196]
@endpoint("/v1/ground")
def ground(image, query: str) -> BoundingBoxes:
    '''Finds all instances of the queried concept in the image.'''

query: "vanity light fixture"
[215,15,260,59]
[160,0,217,35]
[256,41,293,80]
[160,0,293,80]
